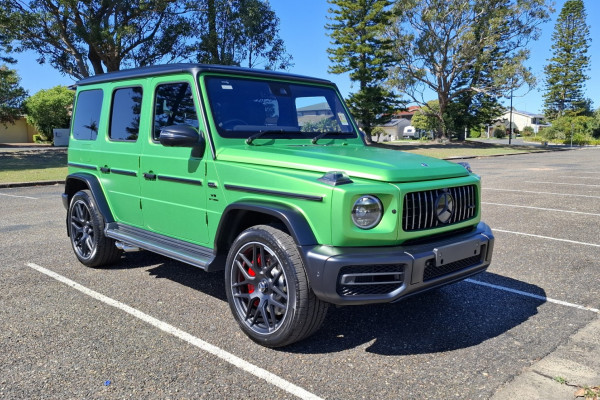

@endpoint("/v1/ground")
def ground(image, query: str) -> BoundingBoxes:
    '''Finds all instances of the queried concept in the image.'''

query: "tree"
[543,0,591,119]
[0,66,27,126]
[1,0,195,79]
[24,86,74,140]
[195,0,292,70]
[326,0,399,138]
[387,0,549,139]
[411,101,440,133]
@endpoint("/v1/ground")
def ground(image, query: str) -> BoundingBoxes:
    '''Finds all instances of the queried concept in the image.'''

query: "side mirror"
[159,125,203,148]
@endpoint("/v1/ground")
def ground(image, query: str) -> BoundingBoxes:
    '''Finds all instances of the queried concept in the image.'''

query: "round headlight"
[351,195,383,229]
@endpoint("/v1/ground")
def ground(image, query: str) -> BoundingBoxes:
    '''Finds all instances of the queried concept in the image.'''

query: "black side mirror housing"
[159,125,204,148]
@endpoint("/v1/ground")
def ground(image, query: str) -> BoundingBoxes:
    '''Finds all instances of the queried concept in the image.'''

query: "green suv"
[63,64,494,347]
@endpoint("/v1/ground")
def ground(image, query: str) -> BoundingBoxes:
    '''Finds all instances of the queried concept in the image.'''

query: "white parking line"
[466,279,600,313]
[482,188,600,199]
[482,202,600,217]
[525,181,600,188]
[25,262,324,400]
[493,229,600,248]
[558,176,600,180]
[0,193,38,200]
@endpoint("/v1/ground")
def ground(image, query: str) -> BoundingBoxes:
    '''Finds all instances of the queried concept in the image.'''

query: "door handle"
[143,172,157,180]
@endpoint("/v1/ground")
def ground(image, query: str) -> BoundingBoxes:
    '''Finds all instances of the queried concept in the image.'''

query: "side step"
[105,222,217,271]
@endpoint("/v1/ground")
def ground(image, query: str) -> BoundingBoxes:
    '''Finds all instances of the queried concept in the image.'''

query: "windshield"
[204,76,357,141]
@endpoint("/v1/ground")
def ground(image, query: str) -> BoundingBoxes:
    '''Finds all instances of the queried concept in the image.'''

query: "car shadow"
[111,250,228,302]
[112,253,545,355]
[285,272,545,355]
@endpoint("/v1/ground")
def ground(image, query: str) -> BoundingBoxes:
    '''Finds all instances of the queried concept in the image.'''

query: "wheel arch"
[212,200,318,265]
[63,173,114,231]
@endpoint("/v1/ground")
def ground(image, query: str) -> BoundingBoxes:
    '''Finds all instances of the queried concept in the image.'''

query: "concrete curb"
[491,316,600,400]
[0,180,65,189]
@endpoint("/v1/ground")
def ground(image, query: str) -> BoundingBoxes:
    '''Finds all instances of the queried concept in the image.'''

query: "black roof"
[76,63,334,87]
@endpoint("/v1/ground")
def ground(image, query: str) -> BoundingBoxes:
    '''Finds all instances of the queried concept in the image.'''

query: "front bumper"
[302,222,494,305]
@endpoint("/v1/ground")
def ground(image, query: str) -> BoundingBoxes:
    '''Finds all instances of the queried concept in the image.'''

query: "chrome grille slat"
[402,185,477,232]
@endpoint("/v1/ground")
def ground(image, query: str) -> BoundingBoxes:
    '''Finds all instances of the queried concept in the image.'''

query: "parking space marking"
[483,188,600,199]
[466,279,600,313]
[482,202,600,217]
[493,229,600,248]
[25,262,324,400]
[558,176,600,180]
[0,193,38,200]
[525,181,600,188]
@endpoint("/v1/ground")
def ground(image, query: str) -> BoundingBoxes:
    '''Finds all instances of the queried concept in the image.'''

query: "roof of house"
[297,102,331,112]
[503,107,545,119]
[379,118,411,128]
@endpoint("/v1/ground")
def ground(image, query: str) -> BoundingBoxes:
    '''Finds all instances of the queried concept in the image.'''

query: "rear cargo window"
[72,89,103,141]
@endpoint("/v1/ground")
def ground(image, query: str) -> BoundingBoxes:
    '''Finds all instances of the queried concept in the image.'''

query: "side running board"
[105,222,218,271]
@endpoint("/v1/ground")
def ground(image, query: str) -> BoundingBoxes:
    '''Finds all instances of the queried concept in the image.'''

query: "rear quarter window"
[72,89,103,141]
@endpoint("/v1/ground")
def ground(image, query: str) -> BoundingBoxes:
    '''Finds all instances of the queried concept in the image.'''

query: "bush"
[541,126,566,141]
[25,86,74,141]
[565,133,592,146]
[522,126,534,136]
[469,127,481,138]
[493,127,506,138]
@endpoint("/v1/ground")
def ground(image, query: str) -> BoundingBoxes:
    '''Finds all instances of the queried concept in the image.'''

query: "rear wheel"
[225,225,328,347]
[68,190,122,267]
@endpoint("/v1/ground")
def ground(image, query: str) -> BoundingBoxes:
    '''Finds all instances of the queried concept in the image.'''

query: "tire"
[68,190,122,267]
[225,225,328,347]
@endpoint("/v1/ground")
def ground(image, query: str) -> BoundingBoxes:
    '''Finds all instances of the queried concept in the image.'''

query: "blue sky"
[10,0,600,115]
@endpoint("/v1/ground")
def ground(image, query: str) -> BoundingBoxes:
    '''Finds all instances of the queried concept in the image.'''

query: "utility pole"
[509,86,514,145]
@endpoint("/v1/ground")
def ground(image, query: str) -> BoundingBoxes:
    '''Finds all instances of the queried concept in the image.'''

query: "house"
[376,118,412,140]
[296,102,334,125]
[0,116,39,143]
[500,108,549,133]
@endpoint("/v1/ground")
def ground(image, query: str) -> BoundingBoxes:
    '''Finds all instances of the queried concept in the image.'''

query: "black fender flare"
[63,172,114,224]
[214,200,318,253]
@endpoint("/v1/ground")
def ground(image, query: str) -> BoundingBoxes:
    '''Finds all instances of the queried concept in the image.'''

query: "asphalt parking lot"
[1,147,599,399]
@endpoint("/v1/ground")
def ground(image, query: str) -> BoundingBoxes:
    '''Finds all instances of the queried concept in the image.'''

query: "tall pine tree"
[326,0,398,140]
[543,0,591,119]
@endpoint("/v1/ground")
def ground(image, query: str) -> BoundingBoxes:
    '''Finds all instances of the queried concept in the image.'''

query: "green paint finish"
[66,64,484,251]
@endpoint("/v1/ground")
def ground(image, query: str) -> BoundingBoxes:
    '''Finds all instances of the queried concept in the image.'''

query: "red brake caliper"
[247,267,256,293]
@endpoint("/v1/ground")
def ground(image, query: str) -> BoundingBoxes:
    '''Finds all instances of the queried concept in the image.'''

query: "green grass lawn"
[0,150,68,183]
[374,140,553,159]
[0,141,560,184]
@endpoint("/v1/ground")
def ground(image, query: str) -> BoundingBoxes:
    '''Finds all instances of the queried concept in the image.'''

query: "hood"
[217,144,469,183]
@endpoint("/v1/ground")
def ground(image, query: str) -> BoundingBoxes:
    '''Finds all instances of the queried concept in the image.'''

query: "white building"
[501,108,549,133]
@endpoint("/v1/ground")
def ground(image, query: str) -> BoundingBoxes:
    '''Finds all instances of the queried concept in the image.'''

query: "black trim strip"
[158,175,203,186]
[224,184,323,202]
[68,162,96,171]
[111,169,137,177]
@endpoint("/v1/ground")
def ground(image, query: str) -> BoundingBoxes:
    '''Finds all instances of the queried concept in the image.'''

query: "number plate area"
[433,238,482,266]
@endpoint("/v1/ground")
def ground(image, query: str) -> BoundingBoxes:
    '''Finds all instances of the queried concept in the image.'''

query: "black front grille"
[423,254,482,281]
[337,264,404,296]
[403,185,477,231]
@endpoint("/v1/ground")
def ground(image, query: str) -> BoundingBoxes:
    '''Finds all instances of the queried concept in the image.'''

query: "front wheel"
[225,225,328,347]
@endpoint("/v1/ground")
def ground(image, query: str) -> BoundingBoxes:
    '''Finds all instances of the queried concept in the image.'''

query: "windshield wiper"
[311,131,343,145]
[246,129,300,145]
